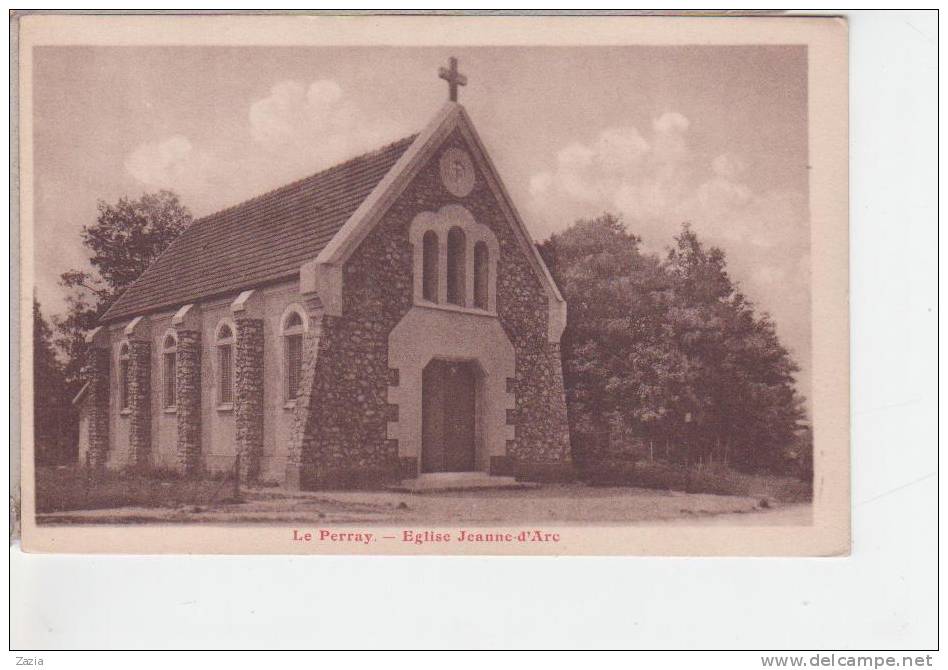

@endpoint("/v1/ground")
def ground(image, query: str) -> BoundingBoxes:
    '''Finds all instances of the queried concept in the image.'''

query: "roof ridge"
[193,134,418,226]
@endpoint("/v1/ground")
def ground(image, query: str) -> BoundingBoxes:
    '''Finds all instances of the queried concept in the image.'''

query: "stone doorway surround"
[388,305,516,478]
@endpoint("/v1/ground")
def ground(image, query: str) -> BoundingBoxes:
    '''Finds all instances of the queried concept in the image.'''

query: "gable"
[101,135,416,324]
[307,102,567,342]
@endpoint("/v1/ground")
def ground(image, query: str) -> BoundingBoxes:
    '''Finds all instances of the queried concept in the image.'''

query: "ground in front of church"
[35,478,811,526]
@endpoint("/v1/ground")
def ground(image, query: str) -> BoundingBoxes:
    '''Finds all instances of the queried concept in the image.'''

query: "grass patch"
[582,460,812,503]
[35,465,243,513]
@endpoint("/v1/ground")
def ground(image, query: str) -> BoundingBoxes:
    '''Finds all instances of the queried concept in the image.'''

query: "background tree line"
[538,213,808,476]
[32,191,192,464]
[34,193,807,477]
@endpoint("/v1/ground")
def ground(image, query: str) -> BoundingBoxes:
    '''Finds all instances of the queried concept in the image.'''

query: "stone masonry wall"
[510,341,573,480]
[84,347,111,469]
[292,308,402,488]
[234,318,264,482]
[127,339,152,471]
[174,329,202,475]
[296,129,571,486]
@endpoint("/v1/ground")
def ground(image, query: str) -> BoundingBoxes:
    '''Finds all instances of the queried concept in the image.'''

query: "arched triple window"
[411,205,498,313]
[118,343,130,411]
[422,230,439,303]
[473,241,489,310]
[162,333,177,409]
[446,227,467,306]
[215,322,235,406]
[282,309,306,401]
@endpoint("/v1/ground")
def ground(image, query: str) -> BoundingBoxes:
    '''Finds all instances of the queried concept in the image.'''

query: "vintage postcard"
[16,13,849,555]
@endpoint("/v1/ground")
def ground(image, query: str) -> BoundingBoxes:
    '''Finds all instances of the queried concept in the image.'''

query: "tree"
[82,190,193,291]
[541,214,807,475]
[45,190,192,464]
[54,190,192,392]
[540,214,679,465]
[54,277,100,398]
[34,298,75,464]
[662,224,806,471]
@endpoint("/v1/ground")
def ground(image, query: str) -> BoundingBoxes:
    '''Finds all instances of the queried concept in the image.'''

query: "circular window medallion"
[439,148,475,198]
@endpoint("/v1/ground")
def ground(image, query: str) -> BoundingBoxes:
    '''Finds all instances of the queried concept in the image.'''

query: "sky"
[32,45,810,401]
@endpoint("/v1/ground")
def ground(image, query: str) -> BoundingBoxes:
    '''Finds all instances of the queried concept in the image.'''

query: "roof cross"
[438,57,467,102]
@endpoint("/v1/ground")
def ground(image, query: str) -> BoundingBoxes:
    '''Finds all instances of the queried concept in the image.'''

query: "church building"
[75,60,572,489]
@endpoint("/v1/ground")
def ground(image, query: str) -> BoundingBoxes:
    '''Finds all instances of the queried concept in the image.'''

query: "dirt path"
[37,484,810,526]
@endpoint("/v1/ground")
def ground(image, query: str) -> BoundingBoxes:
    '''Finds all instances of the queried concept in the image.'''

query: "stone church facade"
[75,97,572,489]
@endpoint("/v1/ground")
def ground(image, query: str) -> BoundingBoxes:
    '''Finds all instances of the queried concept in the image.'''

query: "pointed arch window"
[282,309,305,401]
[216,322,235,406]
[446,226,467,306]
[422,230,439,303]
[118,343,130,411]
[162,334,177,409]
[473,241,490,310]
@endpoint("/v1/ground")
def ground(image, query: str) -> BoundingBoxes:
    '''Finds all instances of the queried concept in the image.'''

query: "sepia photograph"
[16,14,849,555]
[12,9,943,656]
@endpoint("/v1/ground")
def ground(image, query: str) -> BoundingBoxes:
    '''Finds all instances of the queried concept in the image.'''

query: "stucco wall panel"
[107,333,131,470]
[200,301,236,474]
[150,316,179,471]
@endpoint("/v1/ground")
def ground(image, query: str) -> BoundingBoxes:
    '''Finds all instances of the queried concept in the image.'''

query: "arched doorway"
[421,359,477,472]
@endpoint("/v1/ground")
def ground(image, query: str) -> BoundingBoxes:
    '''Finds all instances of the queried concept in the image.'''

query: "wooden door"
[421,360,476,472]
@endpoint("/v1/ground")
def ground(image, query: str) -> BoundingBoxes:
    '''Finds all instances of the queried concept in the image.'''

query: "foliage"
[53,191,192,393]
[33,298,77,464]
[42,191,191,463]
[540,214,807,475]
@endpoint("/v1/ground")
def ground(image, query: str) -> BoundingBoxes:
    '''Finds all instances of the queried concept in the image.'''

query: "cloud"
[527,111,809,264]
[528,112,812,401]
[248,79,401,167]
[249,80,349,146]
[235,78,405,195]
[124,134,234,216]
[653,111,690,135]
[124,79,406,216]
[529,113,695,232]
[124,135,213,190]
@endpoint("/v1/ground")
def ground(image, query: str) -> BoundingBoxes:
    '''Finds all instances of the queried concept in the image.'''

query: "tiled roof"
[101,135,417,323]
